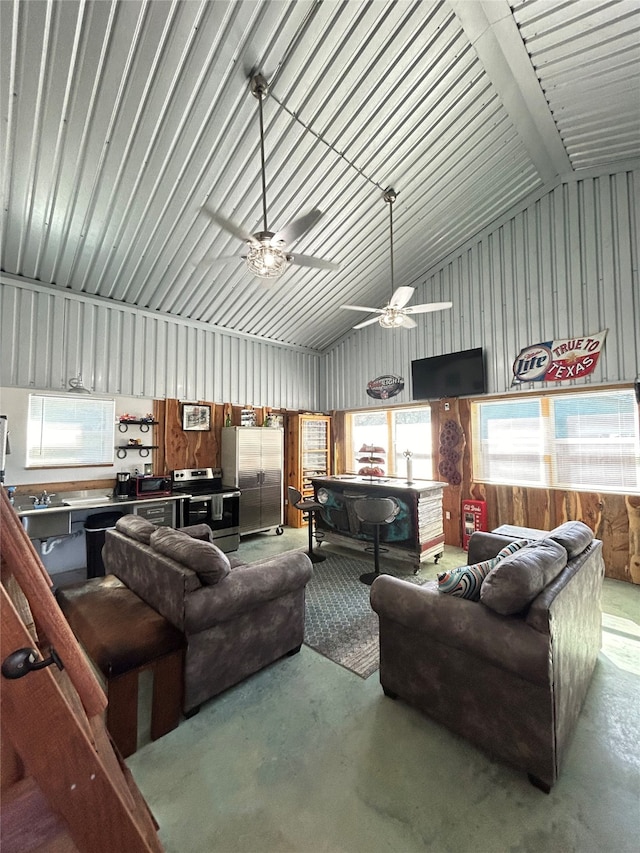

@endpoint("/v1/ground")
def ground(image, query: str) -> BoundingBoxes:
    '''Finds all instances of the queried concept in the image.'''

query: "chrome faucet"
[30,490,55,507]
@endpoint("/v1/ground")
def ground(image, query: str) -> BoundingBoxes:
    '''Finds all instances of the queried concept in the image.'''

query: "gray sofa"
[102,516,312,715]
[370,522,604,791]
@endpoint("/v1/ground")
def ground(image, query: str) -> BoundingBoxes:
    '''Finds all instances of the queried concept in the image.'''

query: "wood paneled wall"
[154,400,276,474]
[432,397,638,585]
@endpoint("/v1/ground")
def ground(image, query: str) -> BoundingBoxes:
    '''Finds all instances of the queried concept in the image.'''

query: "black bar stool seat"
[288,486,326,563]
[354,497,399,585]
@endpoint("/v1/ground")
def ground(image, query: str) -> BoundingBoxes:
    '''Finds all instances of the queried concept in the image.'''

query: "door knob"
[2,647,64,679]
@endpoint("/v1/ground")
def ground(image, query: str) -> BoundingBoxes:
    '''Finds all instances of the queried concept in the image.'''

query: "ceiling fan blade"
[202,206,258,245]
[404,301,453,315]
[389,286,415,309]
[289,253,339,271]
[353,316,382,330]
[340,305,384,313]
[272,209,323,247]
[399,314,418,329]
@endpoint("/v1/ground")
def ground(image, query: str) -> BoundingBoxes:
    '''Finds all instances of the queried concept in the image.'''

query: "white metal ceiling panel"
[1,0,637,354]
[511,0,640,170]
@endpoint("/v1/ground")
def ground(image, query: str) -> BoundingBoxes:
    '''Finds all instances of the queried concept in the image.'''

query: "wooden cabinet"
[287,415,331,528]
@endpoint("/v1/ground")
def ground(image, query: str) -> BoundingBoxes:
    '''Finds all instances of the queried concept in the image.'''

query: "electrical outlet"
[445,511,451,520]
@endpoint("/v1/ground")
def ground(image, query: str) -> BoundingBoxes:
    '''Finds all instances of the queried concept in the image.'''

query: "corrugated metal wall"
[0,275,321,409]
[322,166,639,411]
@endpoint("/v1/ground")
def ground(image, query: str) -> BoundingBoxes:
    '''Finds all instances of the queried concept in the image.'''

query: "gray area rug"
[303,549,427,679]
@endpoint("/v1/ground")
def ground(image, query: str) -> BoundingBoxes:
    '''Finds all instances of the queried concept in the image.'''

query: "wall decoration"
[366,375,404,399]
[438,418,464,485]
[241,408,257,427]
[512,330,607,384]
[182,404,211,431]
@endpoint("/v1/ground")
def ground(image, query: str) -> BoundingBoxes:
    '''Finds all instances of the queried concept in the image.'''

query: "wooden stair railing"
[0,487,164,852]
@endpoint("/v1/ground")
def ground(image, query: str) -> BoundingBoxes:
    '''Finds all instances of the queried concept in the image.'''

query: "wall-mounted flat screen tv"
[411,347,486,400]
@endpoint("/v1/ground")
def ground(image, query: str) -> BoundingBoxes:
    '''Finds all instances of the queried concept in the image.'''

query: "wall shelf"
[117,420,158,433]
[115,445,158,459]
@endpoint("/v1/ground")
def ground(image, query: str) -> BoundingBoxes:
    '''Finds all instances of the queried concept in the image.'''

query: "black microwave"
[129,475,172,498]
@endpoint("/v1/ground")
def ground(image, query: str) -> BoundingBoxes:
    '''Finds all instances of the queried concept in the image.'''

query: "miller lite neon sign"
[512,330,607,384]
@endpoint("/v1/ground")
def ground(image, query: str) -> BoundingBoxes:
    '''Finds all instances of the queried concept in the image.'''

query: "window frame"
[345,404,434,479]
[471,385,639,495]
[26,394,116,469]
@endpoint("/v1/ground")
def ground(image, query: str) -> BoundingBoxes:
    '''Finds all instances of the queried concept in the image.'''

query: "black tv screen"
[411,347,486,400]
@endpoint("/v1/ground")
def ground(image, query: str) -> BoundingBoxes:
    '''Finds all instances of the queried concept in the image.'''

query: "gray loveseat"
[370,522,604,791]
[103,516,312,715]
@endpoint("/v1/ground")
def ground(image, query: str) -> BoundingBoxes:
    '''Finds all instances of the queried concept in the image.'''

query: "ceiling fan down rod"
[251,75,271,234]
[384,188,397,296]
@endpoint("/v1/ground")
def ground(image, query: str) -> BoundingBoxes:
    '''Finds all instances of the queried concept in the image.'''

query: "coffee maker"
[114,471,131,500]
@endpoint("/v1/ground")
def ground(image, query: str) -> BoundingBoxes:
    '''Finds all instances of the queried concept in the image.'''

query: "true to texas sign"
[512,330,608,384]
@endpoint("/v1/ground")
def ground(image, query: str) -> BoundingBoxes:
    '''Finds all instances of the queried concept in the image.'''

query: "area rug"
[303,550,428,679]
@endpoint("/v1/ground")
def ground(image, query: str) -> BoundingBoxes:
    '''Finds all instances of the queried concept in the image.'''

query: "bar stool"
[288,486,326,563]
[353,497,399,585]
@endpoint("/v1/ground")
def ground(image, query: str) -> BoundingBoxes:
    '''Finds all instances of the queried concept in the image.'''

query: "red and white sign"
[512,330,607,384]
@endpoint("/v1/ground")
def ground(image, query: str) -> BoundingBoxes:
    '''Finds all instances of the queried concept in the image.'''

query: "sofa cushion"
[437,539,530,601]
[150,526,231,585]
[180,523,215,543]
[547,520,593,559]
[480,538,567,615]
[115,514,156,544]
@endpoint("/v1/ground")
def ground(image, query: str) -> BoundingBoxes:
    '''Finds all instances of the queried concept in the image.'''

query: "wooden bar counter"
[311,475,445,570]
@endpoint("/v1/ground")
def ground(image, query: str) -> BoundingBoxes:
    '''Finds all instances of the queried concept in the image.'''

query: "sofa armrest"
[370,575,550,685]
[103,529,200,630]
[184,550,313,633]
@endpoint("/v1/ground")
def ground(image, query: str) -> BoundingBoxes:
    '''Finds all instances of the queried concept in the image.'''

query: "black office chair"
[353,497,399,585]
[288,486,326,563]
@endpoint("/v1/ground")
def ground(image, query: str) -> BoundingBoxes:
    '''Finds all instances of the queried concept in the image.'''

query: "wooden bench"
[56,574,185,758]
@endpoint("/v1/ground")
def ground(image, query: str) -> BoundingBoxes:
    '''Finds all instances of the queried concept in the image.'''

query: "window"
[472,388,639,494]
[27,395,115,468]
[347,406,432,478]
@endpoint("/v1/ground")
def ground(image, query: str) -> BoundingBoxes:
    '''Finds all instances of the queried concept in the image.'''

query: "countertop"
[311,475,445,493]
[14,489,187,517]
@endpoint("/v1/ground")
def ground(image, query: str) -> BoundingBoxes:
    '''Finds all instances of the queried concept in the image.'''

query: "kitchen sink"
[62,495,112,507]
[21,509,71,539]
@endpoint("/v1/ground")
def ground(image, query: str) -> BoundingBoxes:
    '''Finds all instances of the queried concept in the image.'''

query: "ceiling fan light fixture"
[379,309,405,328]
[246,237,290,279]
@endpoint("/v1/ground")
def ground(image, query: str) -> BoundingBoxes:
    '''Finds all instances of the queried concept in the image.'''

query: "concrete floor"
[127,528,640,853]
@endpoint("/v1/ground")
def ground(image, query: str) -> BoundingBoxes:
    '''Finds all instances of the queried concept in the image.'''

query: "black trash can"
[84,511,125,578]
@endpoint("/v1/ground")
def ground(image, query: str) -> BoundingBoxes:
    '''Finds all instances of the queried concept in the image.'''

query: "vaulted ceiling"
[1,0,638,352]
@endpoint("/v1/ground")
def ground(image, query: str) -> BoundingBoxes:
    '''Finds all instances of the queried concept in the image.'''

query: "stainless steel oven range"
[172,468,240,553]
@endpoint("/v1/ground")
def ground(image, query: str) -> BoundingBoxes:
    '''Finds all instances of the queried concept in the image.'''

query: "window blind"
[473,389,639,494]
[27,395,115,468]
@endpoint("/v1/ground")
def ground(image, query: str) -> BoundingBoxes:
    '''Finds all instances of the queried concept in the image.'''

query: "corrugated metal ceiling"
[1,0,638,353]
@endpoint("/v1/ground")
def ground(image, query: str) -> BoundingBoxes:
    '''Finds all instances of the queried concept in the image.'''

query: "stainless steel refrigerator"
[221,427,284,536]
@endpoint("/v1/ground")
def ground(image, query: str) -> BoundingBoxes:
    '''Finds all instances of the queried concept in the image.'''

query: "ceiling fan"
[197,74,339,281]
[341,189,452,329]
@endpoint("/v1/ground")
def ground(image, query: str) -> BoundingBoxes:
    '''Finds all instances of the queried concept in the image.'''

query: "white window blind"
[550,390,639,492]
[472,389,639,494]
[27,395,115,468]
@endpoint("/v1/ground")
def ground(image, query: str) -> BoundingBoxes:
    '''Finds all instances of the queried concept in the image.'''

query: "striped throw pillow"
[437,539,530,601]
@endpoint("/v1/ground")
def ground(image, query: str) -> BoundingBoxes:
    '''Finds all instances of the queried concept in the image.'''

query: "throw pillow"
[480,538,567,615]
[115,514,155,544]
[437,557,500,600]
[547,520,593,559]
[150,526,231,585]
[437,539,529,601]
